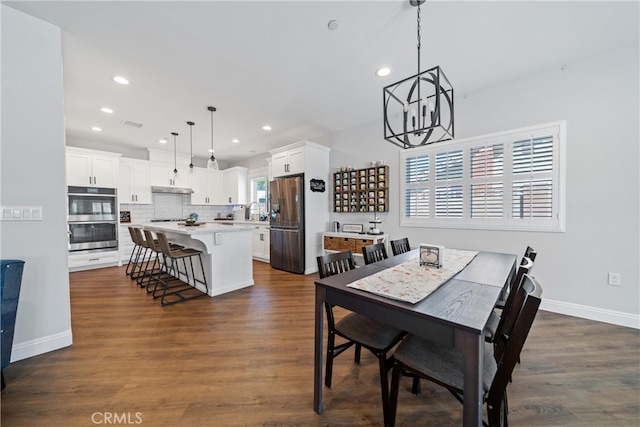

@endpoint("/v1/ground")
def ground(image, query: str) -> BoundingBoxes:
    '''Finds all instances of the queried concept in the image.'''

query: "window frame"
[399,121,566,232]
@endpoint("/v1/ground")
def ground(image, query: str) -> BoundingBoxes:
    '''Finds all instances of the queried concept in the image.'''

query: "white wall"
[328,45,640,328]
[0,6,73,360]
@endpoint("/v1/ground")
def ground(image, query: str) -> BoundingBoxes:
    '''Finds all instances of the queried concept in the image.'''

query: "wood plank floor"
[1,261,639,426]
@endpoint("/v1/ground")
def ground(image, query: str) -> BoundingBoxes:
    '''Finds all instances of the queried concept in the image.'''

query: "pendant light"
[187,121,195,173]
[382,0,454,148]
[207,106,219,170]
[171,132,179,175]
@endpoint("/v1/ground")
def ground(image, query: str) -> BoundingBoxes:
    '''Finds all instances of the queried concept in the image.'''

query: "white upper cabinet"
[149,164,191,188]
[119,159,151,204]
[66,147,120,188]
[191,168,223,205]
[222,167,248,205]
[271,145,305,177]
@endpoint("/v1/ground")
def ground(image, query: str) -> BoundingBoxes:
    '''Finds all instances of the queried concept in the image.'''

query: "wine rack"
[333,166,389,213]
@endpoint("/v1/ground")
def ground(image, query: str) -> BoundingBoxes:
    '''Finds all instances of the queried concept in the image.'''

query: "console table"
[322,232,389,266]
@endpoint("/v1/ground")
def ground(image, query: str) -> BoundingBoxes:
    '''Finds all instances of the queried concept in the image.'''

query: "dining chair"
[386,274,543,427]
[390,238,411,256]
[362,242,388,265]
[484,256,534,344]
[496,246,537,310]
[316,251,406,422]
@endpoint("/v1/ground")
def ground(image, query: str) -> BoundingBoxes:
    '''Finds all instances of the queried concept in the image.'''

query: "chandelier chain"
[417,3,421,50]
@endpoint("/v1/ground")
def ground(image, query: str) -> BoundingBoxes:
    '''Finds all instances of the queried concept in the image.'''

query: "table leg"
[455,329,483,427]
[314,286,325,414]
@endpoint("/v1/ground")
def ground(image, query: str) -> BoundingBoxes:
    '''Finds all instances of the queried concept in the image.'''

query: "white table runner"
[347,249,479,304]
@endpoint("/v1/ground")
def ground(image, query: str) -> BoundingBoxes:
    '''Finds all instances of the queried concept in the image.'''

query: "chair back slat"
[390,238,411,256]
[362,243,388,265]
[317,251,356,279]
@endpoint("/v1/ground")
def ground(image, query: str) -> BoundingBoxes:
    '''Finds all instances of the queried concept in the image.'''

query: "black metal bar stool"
[151,231,208,306]
[125,226,143,278]
[128,227,153,283]
[141,229,168,292]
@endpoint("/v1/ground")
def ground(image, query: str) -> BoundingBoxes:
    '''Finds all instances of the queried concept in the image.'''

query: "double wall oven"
[67,186,118,252]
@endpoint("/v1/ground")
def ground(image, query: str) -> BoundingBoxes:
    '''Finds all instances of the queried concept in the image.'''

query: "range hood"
[151,186,194,194]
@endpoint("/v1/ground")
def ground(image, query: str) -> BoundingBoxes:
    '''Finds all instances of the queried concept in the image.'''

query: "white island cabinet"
[143,222,254,297]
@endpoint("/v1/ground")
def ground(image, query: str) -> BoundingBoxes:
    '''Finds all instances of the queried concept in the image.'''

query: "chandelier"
[383,0,454,148]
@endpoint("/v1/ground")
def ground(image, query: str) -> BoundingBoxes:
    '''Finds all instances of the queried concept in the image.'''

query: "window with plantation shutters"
[400,121,565,231]
[404,155,429,218]
[470,143,504,219]
[511,136,554,220]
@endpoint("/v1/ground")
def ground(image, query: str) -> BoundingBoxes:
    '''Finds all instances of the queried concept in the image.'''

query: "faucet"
[247,202,261,221]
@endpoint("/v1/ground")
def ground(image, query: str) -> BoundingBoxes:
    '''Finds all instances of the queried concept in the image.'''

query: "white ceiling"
[5,0,639,163]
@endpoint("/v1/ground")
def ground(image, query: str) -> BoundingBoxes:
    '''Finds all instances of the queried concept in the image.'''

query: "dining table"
[313,248,517,427]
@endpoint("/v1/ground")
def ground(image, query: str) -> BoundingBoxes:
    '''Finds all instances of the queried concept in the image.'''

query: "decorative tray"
[178,222,205,226]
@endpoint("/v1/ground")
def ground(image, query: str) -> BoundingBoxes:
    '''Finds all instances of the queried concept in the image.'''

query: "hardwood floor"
[2,261,639,426]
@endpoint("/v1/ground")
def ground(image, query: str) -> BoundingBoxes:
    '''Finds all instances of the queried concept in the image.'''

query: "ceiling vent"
[121,120,143,128]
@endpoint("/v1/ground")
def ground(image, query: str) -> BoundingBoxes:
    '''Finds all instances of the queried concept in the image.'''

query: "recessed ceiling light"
[327,20,339,31]
[159,138,168,144]
[375,67,392,77]
[91,126,102,132]
[100,107,114,114]
[113,76,129,85]
[262,125,272,131]
[232,139,240,143]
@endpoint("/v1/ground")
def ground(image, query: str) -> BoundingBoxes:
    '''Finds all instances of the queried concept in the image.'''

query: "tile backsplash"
[121,194,234,224]
[154,193,187,220]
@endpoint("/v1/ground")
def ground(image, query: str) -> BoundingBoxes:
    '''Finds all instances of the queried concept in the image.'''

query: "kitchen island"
[143,222,254,297]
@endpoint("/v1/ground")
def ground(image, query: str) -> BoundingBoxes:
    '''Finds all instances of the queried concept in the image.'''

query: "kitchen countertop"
[143,221,252,235]
[214,219,270,227]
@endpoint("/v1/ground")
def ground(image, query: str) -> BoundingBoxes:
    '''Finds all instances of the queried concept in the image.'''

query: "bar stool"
[151,231,208,306]
[128,227,153,283]
[141,229,167,292]
[126,226,143,278]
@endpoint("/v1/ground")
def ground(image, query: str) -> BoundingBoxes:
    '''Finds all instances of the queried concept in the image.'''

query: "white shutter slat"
[405,188,429,217]
[406,155,429,184]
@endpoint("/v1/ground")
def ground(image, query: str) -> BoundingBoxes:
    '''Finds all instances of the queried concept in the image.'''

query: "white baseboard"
[541,299,640,329]
[9,330,73,363]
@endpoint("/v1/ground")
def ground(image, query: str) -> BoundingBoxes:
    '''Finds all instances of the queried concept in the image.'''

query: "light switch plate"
[0,206,43,221]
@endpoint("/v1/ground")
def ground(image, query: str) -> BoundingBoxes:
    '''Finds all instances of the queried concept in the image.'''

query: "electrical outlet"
[608,272,621,286]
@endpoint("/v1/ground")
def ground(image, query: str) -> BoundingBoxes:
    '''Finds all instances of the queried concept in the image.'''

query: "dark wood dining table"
[313,249,517,427]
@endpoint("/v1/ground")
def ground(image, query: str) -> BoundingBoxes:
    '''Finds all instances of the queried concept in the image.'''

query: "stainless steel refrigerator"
[270,176,305,274]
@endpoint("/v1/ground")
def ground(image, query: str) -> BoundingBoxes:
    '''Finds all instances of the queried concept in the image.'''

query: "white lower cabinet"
[68,250,120,272]
[251,224,270,262]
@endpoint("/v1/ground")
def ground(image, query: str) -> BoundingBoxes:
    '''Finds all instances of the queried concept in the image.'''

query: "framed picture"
[342,223,364,233]
[120,211,131,223]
